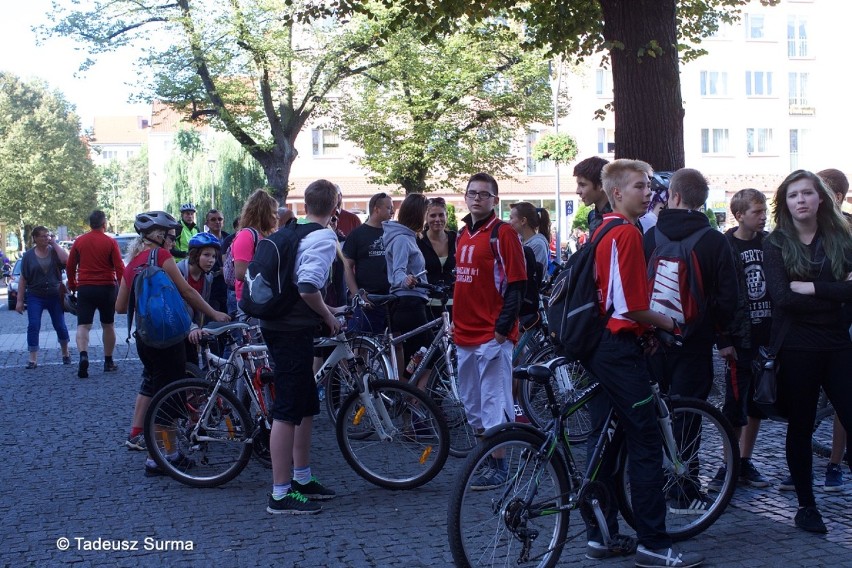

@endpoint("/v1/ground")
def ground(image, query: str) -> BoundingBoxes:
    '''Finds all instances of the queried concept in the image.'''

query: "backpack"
[223,227,259,288]
[239,223,324,319]
[489,222,543,317]
[546,218,628,361]
[129,249,192,348]
[646,226,713,338]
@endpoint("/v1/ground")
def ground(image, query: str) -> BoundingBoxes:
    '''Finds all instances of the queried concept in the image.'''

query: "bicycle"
[143,321,277,487]
[346,283,476,458]
[447,356,739,568]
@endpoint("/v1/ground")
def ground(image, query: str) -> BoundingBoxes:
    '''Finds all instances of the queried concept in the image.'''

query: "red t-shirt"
[454,214,527,346]
[122,247,172,288]
[592,213,651,336]
[66,229,125,288]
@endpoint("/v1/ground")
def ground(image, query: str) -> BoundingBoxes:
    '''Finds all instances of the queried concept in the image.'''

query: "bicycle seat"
[201,321,251,336]
[366,294,398,307]
[513,357,568,383]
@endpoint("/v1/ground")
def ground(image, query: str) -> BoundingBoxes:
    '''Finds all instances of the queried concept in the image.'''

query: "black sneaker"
[291,476,336,501]
[794,506,827,534]
[739,458,770,488]
[78,354,89,378]
[585,534,637,560]
[707,465,726,492]
[635,546,703,567]
[267,491,322,515]
[104,360,119,372]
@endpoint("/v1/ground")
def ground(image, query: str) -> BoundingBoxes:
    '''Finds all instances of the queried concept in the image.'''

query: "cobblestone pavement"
[0,285,849,567]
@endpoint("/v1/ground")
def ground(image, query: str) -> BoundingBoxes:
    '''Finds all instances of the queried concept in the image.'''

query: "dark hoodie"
[643,209,739,349]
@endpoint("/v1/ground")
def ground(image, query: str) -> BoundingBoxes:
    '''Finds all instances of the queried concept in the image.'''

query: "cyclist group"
[32,158,849,567]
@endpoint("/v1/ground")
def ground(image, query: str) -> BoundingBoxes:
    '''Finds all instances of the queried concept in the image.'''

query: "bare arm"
[235,259,249,282]
[115,278,130,314]
[15,275,26,313]
[624,309,676,331]
[343,257,360,298]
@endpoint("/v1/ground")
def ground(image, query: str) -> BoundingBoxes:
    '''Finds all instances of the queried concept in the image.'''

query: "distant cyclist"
[172,203,199,259]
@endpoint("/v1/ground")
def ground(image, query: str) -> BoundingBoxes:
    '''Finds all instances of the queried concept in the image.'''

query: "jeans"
[26,293,69,352]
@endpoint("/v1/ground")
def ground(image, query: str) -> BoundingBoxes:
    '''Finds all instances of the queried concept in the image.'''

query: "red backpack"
[647,226,712,338]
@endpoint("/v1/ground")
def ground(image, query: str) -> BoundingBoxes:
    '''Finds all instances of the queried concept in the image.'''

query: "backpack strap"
[588,218,630,322]
[127,249,160,344]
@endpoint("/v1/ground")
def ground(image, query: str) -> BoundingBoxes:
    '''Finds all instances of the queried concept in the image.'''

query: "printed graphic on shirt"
[367,237,385,257]
[741,248,770,321]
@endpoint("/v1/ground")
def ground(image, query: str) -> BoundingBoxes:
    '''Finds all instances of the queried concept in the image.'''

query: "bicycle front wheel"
[336,379,450,490]
[144,379,254,488]
[325,335,392,421]
[616,397,739,541]
[448,428,571,568]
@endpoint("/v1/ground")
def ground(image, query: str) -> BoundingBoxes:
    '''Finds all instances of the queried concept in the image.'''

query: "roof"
[150,101,209,134]
[91,116,149,145]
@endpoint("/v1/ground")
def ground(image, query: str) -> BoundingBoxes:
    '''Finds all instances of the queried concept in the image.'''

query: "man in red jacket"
[66,210,125,378]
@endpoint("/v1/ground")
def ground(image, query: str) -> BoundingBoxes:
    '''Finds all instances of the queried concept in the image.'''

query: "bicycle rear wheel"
[519,345,593,441]
[426,349,476,458]
[336,379,450,490]
[448,428,571,568]
[616,397,738,541]
[144,379,253,488]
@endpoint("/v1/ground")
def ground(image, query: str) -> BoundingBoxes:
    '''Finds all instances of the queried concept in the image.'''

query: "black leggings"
[778,347,852,508]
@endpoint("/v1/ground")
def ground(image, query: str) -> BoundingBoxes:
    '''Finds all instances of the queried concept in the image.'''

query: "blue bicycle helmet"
[134,211,181,234]
[188,232,221,251]
[180,203,196,212]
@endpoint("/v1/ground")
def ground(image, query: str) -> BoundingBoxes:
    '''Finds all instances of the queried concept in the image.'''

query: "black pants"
[390,296,433,365]
[778,347,852,508]
[584,331,671,550]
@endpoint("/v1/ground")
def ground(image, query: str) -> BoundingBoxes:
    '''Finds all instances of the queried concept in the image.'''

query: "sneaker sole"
[740,479,770,488]
[300,493,336,501]
[823,484,844,493]
[668,506,709,515]
[126,441,146,451]
[266,505,322,515]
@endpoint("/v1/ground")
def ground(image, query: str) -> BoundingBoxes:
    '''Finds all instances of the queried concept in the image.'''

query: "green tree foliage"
[446,203,458,232]
[44,0,391,203]
[338,21,552,194]
[163,132,267,226]
[98,146,149,233]
[0,73,99,250]
[531,132,578,165]
[572,203,593,231]
[298,0,778,171]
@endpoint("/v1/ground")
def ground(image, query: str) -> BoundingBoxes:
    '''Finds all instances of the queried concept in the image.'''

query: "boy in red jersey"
[582,160,703,568]
[454,172,527,489]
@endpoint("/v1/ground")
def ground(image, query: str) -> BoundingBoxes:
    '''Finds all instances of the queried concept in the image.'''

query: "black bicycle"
[447,357,739,568]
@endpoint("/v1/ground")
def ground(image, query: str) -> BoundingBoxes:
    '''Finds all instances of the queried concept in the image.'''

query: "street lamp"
[208,158,216,210]
[549,59,563,257]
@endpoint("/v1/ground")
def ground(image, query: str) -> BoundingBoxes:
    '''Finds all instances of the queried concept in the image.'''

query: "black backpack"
[489,222,543,317]
[546,218,628,361]
[239,223,323,319]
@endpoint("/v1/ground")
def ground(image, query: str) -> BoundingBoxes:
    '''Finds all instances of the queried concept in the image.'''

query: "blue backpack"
[129,249,192,348]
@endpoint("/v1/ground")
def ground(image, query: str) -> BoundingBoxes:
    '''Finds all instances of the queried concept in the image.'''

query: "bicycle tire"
[184,362,204,379]
[426,349,476,458]
[144,378,254,488]
[447,428,571,568]
[335,379,450,490]
[518,344,593,442]
[324,335,391,421]
[616,397,739,541]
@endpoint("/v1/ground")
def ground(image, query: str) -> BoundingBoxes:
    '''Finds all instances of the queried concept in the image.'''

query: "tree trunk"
[256,144,297,206]
[599,0,685,172]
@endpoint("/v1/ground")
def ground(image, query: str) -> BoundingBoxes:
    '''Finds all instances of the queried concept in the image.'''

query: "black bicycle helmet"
[180,203,196,212]
[134,211,182,234]
[188,232,221,250]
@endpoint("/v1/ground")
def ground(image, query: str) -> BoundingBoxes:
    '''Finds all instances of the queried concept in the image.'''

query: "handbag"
[751,317,790,418]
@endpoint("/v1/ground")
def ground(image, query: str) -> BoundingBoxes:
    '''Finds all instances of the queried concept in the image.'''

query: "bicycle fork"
[653,384,688,476]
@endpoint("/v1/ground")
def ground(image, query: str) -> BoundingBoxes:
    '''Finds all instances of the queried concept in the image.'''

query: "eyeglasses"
[465,190,496,200]
[165,234,177,241]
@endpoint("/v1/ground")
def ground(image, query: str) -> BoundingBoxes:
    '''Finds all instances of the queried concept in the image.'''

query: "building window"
[745,71,773,97]
[746,128,774,155]
[788,72,810,106]
[787,15,809,57]
[700,129,729,155]
[594,69,612,97]
[597,128,615,155]
[709,21,734,39]
[699,71,728,96]
[526,131,553,175]
[102,150,118,161]
[789,128,811,170]
[311,129,340,157]
[745,14,766,39]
